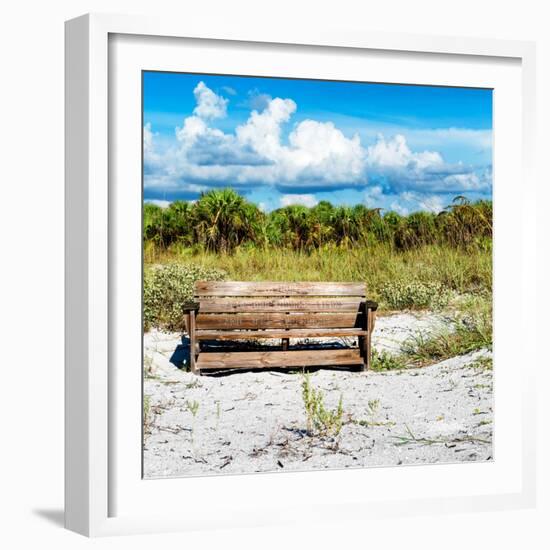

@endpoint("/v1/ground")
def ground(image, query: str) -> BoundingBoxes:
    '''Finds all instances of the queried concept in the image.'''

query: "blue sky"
[143,71,492,214]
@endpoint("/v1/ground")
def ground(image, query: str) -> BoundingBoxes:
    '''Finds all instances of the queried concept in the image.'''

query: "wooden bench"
[183,281,377,374]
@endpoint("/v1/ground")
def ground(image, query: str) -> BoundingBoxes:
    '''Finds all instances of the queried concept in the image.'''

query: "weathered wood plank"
[196,312,362,330]
[195,281,366,297]
[195,327,367,340]
[198,297,363,313]
[196,349,362,370]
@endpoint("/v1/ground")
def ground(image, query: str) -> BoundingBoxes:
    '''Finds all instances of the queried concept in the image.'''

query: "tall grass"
[146,243,491,301]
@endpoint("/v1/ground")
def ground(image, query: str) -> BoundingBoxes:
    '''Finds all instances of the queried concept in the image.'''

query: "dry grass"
[146,243,491,304]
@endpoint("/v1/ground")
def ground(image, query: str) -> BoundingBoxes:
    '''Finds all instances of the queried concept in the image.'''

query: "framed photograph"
[65,13,537,536]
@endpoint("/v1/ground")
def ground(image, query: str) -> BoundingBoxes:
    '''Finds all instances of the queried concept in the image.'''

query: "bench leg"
[282,338,289,351]
[359,336,370,371]
[189,310,198,374]
[361,307,376,371]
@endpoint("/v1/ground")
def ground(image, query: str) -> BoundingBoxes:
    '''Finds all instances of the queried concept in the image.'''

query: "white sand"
[143,312,492,478]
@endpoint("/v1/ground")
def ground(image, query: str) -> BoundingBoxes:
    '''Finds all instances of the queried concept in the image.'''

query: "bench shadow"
[169,335,191,369]
[165,335,363,377]
[203,364,364,377]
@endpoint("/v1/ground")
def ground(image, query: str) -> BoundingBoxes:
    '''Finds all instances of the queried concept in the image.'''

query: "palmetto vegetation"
[144,188,492,254]
[143,188,492,328]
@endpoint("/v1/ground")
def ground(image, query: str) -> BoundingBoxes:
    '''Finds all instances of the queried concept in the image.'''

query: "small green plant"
[187,399,200,444]
[367,399,380,415]
[301,373,344,437]
[370,349,408,371]
[380,280,451,310]
[185,379,203,389]
[468,356,493,370]
[143,354,154,378]
[187,399,200,417]
[353,398,395,427]
[143,395,152,436]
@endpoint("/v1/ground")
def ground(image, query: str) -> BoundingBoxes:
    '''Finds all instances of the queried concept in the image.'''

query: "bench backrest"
[194,281,366,330]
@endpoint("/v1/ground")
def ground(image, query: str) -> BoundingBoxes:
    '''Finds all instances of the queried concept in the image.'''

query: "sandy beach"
[143,312,493,478]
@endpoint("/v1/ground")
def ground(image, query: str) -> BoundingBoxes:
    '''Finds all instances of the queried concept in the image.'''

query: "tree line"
[144,188,492,254]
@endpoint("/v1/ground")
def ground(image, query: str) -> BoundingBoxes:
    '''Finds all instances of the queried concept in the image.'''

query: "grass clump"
[370,349,408,371]
[367,399,380,415]
[353,398,396,428]
[392,424,490,446]
[301,372,344,437]
[143,263,225,331]
[468,356,493,370]
[401,301,492,367]
[380,280,451,310]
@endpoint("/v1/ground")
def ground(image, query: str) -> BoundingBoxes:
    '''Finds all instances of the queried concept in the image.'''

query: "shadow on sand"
[167,335,363,377]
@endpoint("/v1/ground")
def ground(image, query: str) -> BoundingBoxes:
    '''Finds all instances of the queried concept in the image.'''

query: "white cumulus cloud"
[441,173,485,191]
[175,115,209,145]
[143,82,492,205]
[236,97,297,159]
[162,92,368,190]
[192,81,228,120]
[144,199,171,208]
[367,134,443,171]
[280,194,319,208]
[285,120,365,182]
[366,134,490,194]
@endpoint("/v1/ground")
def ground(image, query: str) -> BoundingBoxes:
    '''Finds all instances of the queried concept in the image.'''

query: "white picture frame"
[65,13,537,537]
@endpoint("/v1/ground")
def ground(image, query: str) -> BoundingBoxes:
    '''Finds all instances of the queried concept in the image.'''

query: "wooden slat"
[196,349,362,370]
[195,281,366,297]
[195,327,367,340]
[198,297,363,313]
[196,312,362,330]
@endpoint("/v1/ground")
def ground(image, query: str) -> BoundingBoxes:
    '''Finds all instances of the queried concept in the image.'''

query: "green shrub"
[143,263,226,331]
[380,280,451,310]
[301,373,344,437]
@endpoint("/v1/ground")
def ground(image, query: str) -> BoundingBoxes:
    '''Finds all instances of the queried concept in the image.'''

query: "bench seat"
[196,349,363,371]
